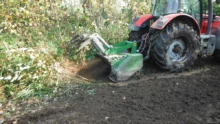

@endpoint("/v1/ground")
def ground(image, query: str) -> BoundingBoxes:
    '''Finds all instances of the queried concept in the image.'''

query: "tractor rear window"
[152,0,179,16]
[181,0,200,22]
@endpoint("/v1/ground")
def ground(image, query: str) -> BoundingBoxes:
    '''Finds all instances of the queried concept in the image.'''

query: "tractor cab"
[152,0,200,16]
[151,0,220,35]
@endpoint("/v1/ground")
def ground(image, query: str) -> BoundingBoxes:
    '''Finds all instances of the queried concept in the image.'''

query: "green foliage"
[202,1,220,15]
[213,3,220,15]
[0,41,57,100]
[0,0,63,101]
[0,0,152,101]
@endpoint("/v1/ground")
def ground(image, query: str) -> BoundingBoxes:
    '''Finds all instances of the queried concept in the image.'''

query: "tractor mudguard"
[151,14,200,35]
[128,14,153,31]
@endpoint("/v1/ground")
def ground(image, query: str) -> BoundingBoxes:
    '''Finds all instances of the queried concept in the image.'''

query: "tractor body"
[129,0,220,54]
[128,0,220,70]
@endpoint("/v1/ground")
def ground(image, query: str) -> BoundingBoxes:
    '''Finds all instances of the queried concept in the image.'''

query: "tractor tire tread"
[152,21,199,72]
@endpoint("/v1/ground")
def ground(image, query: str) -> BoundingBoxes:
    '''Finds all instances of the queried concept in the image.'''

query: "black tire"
[152,22,200,72]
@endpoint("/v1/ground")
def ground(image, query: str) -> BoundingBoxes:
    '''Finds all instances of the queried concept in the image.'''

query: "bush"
[0,43,58,100]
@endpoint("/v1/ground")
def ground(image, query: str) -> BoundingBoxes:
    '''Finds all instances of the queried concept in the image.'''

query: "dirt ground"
[13,57,220,124]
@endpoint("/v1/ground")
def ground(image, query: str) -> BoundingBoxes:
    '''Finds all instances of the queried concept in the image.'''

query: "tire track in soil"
[116,67,211,86]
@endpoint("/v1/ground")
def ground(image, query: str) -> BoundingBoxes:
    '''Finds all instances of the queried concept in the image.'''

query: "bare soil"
[15,57,220,124]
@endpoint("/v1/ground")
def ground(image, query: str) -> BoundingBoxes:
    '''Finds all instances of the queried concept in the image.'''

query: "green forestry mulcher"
[72,0,220,82]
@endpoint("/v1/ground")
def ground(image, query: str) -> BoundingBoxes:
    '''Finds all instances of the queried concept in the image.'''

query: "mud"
[77,59,110,82]
[16,57,220,124]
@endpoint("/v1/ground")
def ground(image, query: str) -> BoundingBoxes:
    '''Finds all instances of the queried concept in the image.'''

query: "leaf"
[7,16,13,22]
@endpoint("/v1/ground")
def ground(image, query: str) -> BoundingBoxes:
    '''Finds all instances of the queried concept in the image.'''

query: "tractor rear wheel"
[152,22,200,72]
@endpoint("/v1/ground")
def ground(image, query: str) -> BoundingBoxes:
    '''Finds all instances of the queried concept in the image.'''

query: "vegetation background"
[0,0,152,104]
[0,0,219,109]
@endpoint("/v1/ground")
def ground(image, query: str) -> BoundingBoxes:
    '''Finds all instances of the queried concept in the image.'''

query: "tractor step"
[200,34,216,56]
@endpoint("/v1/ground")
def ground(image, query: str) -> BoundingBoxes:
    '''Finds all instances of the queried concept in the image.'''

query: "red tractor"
[128,0,220,72]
